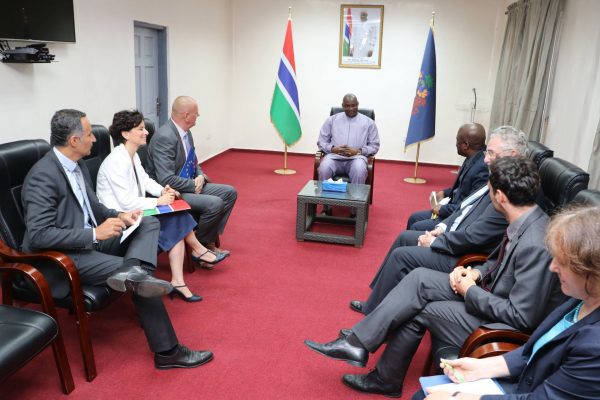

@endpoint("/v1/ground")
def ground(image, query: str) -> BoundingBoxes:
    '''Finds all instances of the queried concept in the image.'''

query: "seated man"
[22,109,213,369]
[146,96,237,255]
[317,93,380,215]
[350,126,529,315]
[304,156,564,397]
[407,123,488,231]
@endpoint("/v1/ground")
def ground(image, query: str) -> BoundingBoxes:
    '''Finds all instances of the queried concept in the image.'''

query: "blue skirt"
[155,212,197,252]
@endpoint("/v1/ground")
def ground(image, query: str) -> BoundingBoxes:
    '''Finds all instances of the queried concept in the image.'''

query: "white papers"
[120,214,142,243]
[427,378,504,395]
[326,178,346,184]
[429,191,450,208]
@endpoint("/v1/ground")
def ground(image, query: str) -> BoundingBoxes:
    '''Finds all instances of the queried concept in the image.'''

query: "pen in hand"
[441,359,466,383]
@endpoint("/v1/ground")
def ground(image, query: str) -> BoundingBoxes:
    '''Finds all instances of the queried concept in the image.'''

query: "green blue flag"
[270,17,302,146]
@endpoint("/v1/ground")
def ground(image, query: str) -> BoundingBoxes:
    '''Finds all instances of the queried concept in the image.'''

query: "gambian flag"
[270,17,302,146]
[143,199,191,217]
[342,8,352,56]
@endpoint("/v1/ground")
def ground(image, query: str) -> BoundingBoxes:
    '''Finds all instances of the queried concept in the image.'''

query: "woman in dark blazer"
[424,205,600,400]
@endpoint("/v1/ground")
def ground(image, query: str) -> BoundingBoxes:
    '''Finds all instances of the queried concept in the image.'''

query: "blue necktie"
[73,167,97,227]
[183,132,192,155]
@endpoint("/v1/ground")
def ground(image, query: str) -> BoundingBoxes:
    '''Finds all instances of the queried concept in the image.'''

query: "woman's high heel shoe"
[191,249,228,267]
[169,285,203,302]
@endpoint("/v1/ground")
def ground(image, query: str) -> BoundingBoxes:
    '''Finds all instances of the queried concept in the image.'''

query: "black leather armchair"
[538,157,589,213]
[527,140,553,167]
[313,107,376,203]
[82,124,112,189]
[571,189,600,206]
[1,262,74,393]
[0,139,119,382]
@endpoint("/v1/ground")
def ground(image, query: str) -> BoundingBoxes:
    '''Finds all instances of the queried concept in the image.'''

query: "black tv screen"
[0,0,76,43]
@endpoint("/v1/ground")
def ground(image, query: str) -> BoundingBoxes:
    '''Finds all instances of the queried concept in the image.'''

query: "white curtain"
[588,121,600,190]
[490,0,564,140]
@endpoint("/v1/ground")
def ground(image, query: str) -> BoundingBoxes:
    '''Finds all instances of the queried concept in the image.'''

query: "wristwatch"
[357,149,362,155]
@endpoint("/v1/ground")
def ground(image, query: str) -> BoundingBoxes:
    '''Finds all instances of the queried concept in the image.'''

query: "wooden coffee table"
[296,180,370,247]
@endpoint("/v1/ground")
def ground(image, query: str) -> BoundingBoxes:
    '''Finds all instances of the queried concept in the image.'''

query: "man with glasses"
[347,126,529,316]
[406,123,488,232]
[147,96,237,258]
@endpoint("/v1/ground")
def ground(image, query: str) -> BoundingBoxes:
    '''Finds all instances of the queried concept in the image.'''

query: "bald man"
[146,96,237,258]
[318,94,380,185]
[406,123,488,231]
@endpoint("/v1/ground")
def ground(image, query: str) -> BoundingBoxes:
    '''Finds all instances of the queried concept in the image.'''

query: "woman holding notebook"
[97,110,226,302]
[422,205,600,400]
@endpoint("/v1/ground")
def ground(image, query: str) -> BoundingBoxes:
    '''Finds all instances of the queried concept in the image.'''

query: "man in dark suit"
[407,123,489,231]
[146,96,237,255]
[349,126,530,315]
[304,156,564,397]
[22,109,213,369]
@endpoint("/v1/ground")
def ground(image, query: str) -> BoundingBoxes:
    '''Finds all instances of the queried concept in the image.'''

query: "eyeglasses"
[485,149,511,159]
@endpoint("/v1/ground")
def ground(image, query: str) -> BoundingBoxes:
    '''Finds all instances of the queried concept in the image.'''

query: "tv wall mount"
[0,41,55,63]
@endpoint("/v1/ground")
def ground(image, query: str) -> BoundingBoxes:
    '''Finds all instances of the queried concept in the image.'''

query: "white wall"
[3,0,596,169]
[0,0,232,159]
[543,0,600,169]
[230,0,507,166]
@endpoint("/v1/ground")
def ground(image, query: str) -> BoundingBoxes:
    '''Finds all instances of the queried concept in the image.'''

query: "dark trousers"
[65,217,178,353]
[407,209,439,231]
[354,268,485,385]
[181,182,237,243]
[363,230,459,314]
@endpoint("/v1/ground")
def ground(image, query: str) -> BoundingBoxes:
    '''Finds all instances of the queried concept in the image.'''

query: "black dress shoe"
[106,265,147,292]
[125,275,173,298]
[155,345,214,370]
[304,337,367,367]
[107,266,173,298]
[349,300,365,314]
[339,328,352,338]
[342,370,402,397]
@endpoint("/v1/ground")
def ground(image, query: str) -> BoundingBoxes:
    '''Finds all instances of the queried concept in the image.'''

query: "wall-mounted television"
[0,0,76,43]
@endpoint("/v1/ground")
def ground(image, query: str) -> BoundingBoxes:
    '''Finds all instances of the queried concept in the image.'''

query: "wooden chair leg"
[50,328,75,393]
[74,307,97,381]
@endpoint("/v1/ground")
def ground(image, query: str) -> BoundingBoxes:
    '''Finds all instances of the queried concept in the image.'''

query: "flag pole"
[404,12,435,185]
[403,142,426,183]
[274,144,296,174]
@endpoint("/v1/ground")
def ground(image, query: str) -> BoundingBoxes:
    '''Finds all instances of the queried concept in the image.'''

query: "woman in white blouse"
[97,110,226,302]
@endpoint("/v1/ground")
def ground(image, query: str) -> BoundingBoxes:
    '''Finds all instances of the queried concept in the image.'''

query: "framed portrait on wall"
[339,4,384,69]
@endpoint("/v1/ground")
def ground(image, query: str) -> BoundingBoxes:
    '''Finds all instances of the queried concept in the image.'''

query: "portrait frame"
[339,4,384,69]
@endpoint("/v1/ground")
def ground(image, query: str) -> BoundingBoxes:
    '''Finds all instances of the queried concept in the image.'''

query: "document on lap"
[142,199,191,216]
[420,375,504,395]
[120,213,142,243]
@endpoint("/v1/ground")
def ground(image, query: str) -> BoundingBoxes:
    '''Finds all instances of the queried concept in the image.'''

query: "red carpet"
[4,150,456,399]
